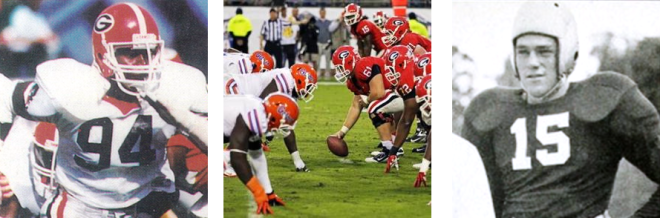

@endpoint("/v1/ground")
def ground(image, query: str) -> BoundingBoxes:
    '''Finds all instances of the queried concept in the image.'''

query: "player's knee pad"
[370,112,394,128]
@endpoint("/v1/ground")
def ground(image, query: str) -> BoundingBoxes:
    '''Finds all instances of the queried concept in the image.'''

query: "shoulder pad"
[156,61,208,113]
[464,87,523,132]
[35,58,109,119]
[571,71,636,122]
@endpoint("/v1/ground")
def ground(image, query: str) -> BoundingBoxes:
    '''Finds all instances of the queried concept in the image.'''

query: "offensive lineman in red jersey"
[382,16,431,55]
[343,3,387,56]
[331,46,405,162]
[462,2,660,217]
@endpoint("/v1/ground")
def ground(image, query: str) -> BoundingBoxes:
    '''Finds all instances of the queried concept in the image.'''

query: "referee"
[260,8,284,68]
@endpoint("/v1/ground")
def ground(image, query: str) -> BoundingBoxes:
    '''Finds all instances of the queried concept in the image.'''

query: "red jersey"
[398,32,432,52]
[167,134,208,191]
[346,78,369,96]
[389,63,416,98]
[350,19,387,52]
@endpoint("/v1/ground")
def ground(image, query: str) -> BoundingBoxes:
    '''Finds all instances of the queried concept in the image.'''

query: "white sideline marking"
[318,82,344,86]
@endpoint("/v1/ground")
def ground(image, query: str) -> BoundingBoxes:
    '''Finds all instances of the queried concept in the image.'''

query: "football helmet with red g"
[382,16,410,47]
[92,3,164,96]
[332,45,361,83]
[250,50,275,73]
[383,45,414,86]
[343,3,363,26]
[31,122,59,198]
[373,11,388,29]
[263,93,300,137]
[416,74,431,117]
[290,63,318,102]
[414,52,432,79]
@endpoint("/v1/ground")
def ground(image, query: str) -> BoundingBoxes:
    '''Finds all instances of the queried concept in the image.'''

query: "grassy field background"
[224,84,432,217]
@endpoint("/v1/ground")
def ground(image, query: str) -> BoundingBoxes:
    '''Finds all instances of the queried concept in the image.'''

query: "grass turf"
[224,84,432,217]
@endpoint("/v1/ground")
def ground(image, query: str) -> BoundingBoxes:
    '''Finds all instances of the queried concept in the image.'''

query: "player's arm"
[362,36,373,57]
[392,94,419,148]
[229,116,272,214]
[612,87,660,217]
[167,145,195,194]
[12,82,58,122]
[259,80,279,99]
[332,95,364,139]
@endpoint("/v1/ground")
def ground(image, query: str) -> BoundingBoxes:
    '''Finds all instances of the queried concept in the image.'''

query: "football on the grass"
[327,136,349,157]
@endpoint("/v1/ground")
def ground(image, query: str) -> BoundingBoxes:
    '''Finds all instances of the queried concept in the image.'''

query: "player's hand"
[331,131,345,139]
[261,142,271,152]
[0,172,14,199]
[256,199,273,215]
[247,177,273,214]
[414,172,427,187]
[267,191,286,206]
[193,167,209,194]
[384,155,399,174]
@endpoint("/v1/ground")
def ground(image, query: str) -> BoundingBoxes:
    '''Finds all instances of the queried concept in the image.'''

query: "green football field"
[223,84,432,217]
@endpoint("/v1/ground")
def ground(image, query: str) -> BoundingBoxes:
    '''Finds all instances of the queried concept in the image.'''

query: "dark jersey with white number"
[462,72,660,218]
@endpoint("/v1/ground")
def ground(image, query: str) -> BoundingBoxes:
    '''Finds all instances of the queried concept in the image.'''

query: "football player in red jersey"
[382,16,431,55]
[462,2,660,217]
[413,75,431,188]
[343,3,387,56]
[331,46,405,162]
[410,52,431,153]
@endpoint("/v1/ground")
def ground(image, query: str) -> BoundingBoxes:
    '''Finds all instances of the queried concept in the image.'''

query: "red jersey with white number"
[398,32,431,52]
[462,72,660,217]
[353,57,386,88]
[350,19,387,52]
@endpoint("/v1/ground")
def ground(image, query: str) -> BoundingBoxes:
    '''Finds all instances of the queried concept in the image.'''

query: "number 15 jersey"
[462,72,660,218]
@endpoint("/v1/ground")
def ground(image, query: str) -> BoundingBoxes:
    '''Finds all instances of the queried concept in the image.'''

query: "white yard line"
[246,190,263,218]
[317,82,344,86]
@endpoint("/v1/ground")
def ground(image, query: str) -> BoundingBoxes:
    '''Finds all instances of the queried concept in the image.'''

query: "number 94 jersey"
[461,72,660,218]
[19,58,207,209]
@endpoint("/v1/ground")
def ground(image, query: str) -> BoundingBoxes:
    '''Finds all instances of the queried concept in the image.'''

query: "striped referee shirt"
[261,18,283,42]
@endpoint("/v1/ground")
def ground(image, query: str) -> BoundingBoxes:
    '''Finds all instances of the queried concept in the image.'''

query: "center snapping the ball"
[327,135,349,157]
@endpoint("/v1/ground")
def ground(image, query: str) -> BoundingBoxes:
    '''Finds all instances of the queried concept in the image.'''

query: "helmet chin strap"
[522,73,569,104]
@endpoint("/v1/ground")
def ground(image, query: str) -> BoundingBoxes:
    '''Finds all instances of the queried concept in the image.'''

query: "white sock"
[382,140,393,150]
[391,134,396,142]
[248,149,273,194]
[224,149,231,168]
[291,151,305,169]
[420,158,431,174]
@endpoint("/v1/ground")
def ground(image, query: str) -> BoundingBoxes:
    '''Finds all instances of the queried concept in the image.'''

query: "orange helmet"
[250,50,274,73]
[263,93,299,136]
[290,63,318,102]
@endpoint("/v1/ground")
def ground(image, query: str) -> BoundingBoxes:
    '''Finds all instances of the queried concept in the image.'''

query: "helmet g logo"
[339,50,350,59]
[418,57,430,68]
[388,52,400,62]
[425,80,431,90]
[393,20,404,26]
[94,14,114,33]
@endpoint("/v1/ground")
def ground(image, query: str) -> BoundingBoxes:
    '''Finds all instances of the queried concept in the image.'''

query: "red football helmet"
[31,122,59,197]
[414,52,432,80]
[250,50,274,73]
[263,93,300,136]
[382,16,410,47]
[332,45,361,83]
[343,3,363,26]
[373,11,388,29]
[415,74,431,117]
[383,45,414,86]
[92,3,164,96]
[290,63,318,102]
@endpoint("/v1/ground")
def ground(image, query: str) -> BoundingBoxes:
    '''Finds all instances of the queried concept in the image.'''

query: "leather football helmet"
[383,45,414,86]
[332,45,360,83]
[343,3,363,26]
[382,16,410,47]
[290,63,318,103]
[414,52,432,80]
[415,74,431,117]
[250,50,274,73]
[31,122,59,198]
[263,93,299,137]
[92,3,164,96]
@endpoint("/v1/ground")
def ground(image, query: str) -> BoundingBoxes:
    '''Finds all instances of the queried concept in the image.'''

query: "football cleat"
[370,147,404,157]
[384,155,399,173]
[296,166,310,172]
[366,152,389,163]
[412,144,426,153]
[406,127,427,143]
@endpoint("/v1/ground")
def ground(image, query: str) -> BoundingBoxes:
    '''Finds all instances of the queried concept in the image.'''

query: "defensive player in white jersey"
[223,50,275,75]
[224,94,299,215]
[5,3,207,217]
[224,63,317,172]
